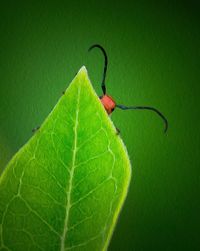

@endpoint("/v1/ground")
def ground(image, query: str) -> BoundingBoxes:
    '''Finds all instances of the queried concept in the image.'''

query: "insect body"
[88,44,168,133]
[100,95,116,114]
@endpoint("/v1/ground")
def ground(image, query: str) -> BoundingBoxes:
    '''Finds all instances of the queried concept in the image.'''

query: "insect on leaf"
[0,66,131,251]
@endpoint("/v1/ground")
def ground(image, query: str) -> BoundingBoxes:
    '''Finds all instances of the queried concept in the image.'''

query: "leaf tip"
[78,65,88,76]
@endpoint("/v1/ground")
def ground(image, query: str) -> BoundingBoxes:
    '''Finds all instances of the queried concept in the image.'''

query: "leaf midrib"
[60,85,81,251]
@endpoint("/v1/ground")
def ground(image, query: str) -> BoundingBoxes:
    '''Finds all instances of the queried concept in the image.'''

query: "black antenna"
[116,104,168,133]
[88,44,108,95]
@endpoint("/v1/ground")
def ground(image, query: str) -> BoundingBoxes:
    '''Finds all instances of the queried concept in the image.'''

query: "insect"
[88,44,168,133]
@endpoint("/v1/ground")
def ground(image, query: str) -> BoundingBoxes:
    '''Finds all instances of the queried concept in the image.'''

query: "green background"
[0,0,199,250]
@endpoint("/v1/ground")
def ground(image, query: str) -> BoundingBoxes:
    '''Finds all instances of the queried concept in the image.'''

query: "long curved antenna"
[116,104,168,133]
[88,44,108,95]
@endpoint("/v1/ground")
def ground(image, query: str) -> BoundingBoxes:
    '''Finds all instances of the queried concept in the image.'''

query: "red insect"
[88,44,168,133]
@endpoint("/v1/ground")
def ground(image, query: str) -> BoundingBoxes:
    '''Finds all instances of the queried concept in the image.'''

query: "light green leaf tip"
[0,66,131,251]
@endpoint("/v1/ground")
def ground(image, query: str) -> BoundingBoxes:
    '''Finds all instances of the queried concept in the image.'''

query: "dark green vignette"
[0,1,200,250]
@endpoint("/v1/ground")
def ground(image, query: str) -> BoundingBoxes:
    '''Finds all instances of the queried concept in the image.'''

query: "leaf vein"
[74,150,109,168]
[65,230,104,250]
[20,196,60,237]
[71,177,111,208]
[60,85,81,251]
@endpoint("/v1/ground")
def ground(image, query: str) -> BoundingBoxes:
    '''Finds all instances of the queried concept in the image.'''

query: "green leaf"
[0,66,131,251]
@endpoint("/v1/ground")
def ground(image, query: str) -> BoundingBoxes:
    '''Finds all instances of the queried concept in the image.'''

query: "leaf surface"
[0,67,131,251]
